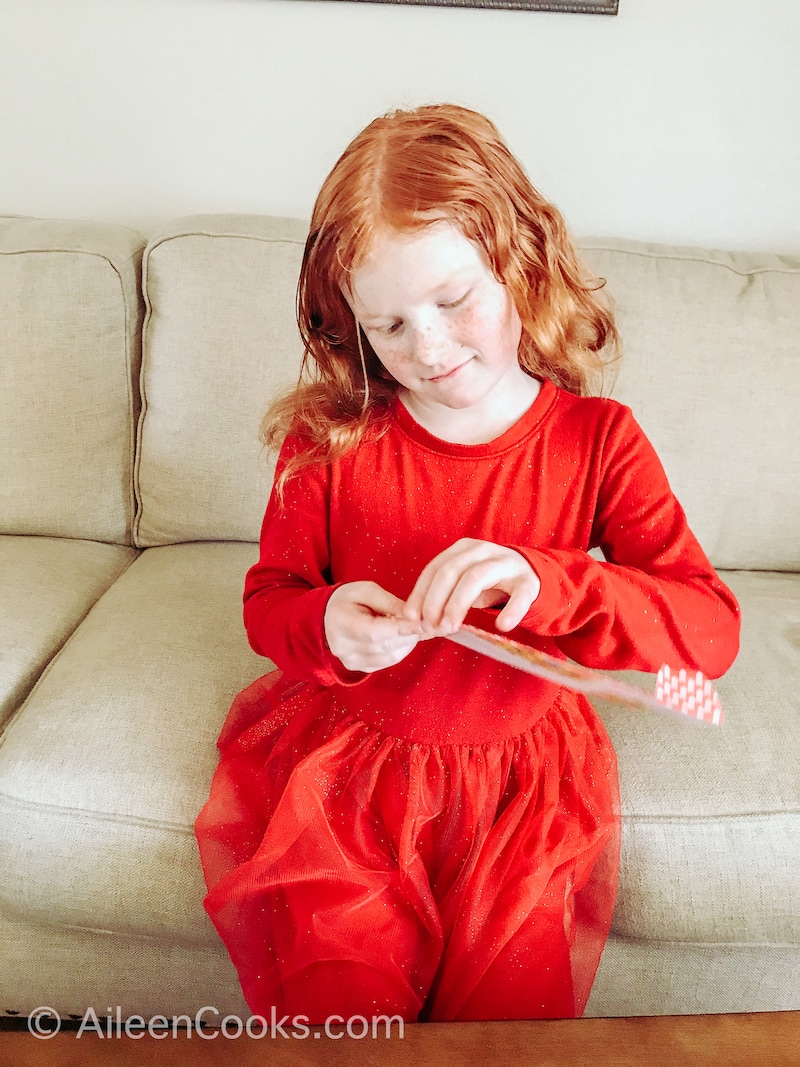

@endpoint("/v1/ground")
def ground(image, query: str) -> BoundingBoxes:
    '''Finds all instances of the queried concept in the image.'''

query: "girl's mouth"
[429,359,469,382]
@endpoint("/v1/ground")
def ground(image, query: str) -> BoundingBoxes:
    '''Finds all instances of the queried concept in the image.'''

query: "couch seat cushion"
[598,570,800,944]
[0,556,796,953]
[0,536,138,727]
[0,543,263,944]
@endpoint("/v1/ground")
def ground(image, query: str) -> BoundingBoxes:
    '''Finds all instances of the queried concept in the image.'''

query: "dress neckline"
[392,379,558,458]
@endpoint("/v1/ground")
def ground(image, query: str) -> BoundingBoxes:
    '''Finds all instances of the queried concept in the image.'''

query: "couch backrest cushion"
[134,217,799,569]
[583,241,800,571]
[0,217,145,544]
[135,215,307,547]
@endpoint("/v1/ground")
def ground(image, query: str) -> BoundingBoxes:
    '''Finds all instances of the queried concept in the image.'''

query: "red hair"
[263,103,619,486]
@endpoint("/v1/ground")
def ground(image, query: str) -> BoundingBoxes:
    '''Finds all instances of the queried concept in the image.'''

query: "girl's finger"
[436,561,510,630]
[404,541,539,634]
[358,635,420,673]
[369,612,425,640]
[404,540,487,625]
[494,580,540,631]
[356,582,408,619]
[402,560,445,625]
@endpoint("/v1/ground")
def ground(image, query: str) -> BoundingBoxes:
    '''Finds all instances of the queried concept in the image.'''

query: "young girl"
[195,104,740,1024]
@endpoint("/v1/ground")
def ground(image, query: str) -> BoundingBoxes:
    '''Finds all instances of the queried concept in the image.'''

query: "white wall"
[1,0,798,251]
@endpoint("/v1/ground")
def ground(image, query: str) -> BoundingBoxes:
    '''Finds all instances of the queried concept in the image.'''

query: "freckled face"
[346,222,535,438]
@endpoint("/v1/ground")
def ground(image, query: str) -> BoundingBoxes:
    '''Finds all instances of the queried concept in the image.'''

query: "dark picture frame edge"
[316,0,618,12]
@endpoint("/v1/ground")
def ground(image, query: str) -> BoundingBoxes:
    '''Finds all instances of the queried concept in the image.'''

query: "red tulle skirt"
[195,672,620,1023]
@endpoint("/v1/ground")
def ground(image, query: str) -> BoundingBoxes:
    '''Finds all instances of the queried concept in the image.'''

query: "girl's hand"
[402,539,541,635]
[324,581,424,673]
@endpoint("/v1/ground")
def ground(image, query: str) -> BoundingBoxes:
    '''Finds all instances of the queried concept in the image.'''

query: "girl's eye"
[439,291,470,310]
[383,321,403,336]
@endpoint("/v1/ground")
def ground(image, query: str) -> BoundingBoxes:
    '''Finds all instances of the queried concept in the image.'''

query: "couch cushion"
[582,241,800,571]
[0,543,263,943]
[135,221,800,563]
[597,569,800,944]
[0,914,248,1020]
[0,217,145,544]
[0,549,796,955]
[0,536,138,729]
[587,937,800,1016]
[135,215,307,547]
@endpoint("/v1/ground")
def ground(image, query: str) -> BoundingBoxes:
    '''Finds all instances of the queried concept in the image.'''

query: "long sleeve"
[242,438,363,687]
[510,406,740,678]
[242,389,740,721]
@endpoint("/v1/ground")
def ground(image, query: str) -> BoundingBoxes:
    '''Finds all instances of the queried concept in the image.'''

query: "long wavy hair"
[264,103,619,490]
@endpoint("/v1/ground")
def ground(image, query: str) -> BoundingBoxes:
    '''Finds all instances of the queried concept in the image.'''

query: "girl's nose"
[411,323,449,366]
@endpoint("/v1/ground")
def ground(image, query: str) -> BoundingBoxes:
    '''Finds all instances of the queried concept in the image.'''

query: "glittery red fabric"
[195,381,739,1022]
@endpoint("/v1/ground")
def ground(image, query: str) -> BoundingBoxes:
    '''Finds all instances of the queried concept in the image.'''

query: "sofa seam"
[44,921,218,951]
[607,931,800,950]
[123,247,145,549]
[579,243,800,278]
[0,549,142,749]
[0,914,222,953]
[0,789,194,838]
[623,810,800,825]
[144,229,305,252]
[3,795,796,835]
[133,249,153,547]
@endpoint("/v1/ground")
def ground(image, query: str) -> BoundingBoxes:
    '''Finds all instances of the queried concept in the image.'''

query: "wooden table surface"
[1,1011,798,1067]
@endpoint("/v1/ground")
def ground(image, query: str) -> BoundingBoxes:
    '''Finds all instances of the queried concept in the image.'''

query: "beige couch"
[1,213,798,1024]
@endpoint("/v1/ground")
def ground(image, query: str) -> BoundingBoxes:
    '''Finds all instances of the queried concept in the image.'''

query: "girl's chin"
[408,391,487,418]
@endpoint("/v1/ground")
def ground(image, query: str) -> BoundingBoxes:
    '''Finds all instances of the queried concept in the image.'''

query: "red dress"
[195,381,740,1022]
